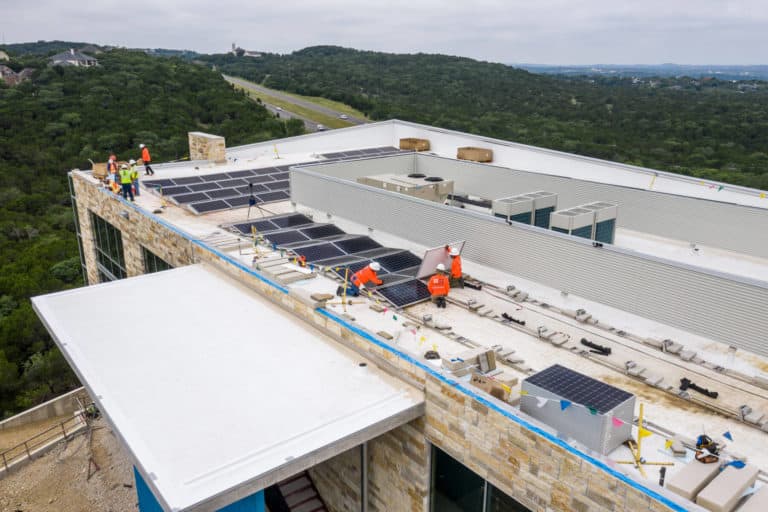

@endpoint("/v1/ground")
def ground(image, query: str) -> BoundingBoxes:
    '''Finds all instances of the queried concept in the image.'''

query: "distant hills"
[515,63,768,81]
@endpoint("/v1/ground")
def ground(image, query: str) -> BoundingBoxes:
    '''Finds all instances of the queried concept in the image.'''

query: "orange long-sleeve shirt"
[141,147,151,163]
[351,266,383,287]
[427,273,450,297]
[450,255,462,278]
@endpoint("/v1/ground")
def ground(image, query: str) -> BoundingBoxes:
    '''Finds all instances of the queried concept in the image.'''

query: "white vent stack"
[357,173,454,203]
[491,191,558,227]
[549,201,618,243]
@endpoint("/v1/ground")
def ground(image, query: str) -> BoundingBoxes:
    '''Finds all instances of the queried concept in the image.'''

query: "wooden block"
[377,331,394,340]
[469,372,510,401]
[311,293,335,302]
[680,350,697,361]
[369,304,386,313]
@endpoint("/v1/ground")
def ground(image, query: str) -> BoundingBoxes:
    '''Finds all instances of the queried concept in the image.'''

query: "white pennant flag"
[536,397,548,408]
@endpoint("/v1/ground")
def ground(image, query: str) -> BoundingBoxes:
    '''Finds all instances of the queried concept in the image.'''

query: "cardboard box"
[399,138,430,151]
[457,146,493,162]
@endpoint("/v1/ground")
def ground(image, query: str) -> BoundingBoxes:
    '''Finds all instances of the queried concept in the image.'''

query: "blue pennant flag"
[723,431,733,441]
[724,460,745,469]
[560,400,572,411]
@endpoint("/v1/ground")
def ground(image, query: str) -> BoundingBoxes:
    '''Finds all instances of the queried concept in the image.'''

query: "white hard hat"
[436,263,446,272]
[369,262,381,271]
[139,143,145,148]
[449,247,460,256]
[120,164,128,169]
[129,159,136,164]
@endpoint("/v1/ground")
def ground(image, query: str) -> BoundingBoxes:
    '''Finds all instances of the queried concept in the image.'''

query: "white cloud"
[1,0,766,63]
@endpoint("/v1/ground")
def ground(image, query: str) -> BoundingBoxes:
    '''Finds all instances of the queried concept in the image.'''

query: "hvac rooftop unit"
[520,191,559,228]
[549,207,595,239]
[580,201,618,244]
[491,191,558,227]
[521,365,634,455]
[357,173,454,203]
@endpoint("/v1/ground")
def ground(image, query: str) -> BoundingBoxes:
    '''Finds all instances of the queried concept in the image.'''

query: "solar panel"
[143,179,174,188]
[237,184,268,195]
[300,224,346,239]
[292,243,344,262]
[256,191,289,203]
[245,175,275,184]
[265,180,290,191]
[205,188,241,199]
[160,185,192,196]
[224,196,255,208]
[311,255,366,268]
[270,172,290,181]
[200,173,231,182]
[265,230,310,245]
[525,364,633,414]
[173,176,204,185]
[227,170,256,178]
[376,251,423,272]
[187,182,222,192]
[321,151,348,159]
[173,192,210,204]
[271,214,313,228]
[272,166,291,173]
[333,236,382,254]
[232,219,278,234]
[189,200,229,214]
[376,273,413,287]
[354,248,402,259]
[217,178,248,188]
[376,280,431,308]
[253,167,279,175]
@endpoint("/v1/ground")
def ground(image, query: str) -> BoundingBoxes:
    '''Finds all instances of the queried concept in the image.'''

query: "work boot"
[336,286,344,297]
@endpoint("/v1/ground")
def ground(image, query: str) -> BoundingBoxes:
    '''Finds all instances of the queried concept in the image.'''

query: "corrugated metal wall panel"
[291,170,768,357]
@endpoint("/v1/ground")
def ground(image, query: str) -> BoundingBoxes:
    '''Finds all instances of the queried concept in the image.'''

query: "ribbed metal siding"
[292,170,768,357]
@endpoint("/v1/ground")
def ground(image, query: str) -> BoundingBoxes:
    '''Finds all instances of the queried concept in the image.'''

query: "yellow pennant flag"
[638,427,653,439]
[519,390,528,396]
[761,193,766,199]
[664,439,674,450]
[501,384,511,394]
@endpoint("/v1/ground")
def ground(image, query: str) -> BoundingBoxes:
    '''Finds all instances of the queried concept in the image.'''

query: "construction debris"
[680,377,719,399]
[580,337,612,356]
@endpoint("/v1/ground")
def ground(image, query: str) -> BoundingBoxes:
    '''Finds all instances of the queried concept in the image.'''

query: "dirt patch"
[0,415,74,453]
[600,374,702,413]
[0,418,137,512]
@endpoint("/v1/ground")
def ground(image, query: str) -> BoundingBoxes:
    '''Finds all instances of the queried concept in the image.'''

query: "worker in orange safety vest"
[337,262,383,296]
[139,143,155,176]
[446,246,464,288]
[427,263,450,308]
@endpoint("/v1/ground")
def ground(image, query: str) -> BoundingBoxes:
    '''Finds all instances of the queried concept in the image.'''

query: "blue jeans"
[121,183,134,201]
[133,178,140,196]
[342,283,360,296]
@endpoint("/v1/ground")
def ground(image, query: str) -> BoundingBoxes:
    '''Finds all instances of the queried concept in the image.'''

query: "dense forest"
[204,46,768,189]
[0,47,302,417]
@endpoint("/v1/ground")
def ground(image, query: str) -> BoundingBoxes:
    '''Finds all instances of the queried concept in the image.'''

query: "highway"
[223,75,367,131]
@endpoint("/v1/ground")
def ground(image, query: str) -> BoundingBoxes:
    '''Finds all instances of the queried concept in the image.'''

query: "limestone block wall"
[188,131,226,162]
[71,172,680,512]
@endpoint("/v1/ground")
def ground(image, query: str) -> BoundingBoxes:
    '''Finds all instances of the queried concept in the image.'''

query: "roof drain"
[424,176,444,182]
[407,173,426,178]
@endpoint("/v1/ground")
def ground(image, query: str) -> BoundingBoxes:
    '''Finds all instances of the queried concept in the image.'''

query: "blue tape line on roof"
[316,308,690,512]
[95,180,687,511]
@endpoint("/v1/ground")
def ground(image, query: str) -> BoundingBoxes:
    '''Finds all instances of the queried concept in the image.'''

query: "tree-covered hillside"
[205,46,768,189]
[0,49,302,417]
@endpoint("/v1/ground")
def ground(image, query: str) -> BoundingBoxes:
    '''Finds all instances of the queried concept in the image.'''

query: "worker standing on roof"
[139,144,155,176]
[447,246,464,288]
[337,262,383,296]
[119,164,134,201]
[129,159,140,197]
[427,264,450,308]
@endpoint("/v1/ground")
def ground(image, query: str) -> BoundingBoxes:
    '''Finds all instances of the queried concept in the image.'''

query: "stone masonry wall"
[72,172,676,512]
[188,131,226,162]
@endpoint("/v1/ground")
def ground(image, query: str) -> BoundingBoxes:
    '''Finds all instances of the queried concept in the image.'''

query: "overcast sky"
[2,0,766,64]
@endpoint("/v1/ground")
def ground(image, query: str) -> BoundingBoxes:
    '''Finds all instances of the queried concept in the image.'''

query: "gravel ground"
[1,418,138,512]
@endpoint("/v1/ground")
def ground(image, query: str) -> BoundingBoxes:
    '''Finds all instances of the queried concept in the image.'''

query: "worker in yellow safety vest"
[119,164,134,201]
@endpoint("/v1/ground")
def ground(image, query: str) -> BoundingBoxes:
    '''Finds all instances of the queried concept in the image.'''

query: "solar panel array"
[525,364,633,414]
[223,212,433,308]
[319,146,406,162]
[142,163,307,215]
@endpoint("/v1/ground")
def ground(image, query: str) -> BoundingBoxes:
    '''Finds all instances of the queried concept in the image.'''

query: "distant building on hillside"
[78,44,103,55]
[230,43,262,58]
[0,50,9,61]
[50,48,98,67]
[0,64,34,86]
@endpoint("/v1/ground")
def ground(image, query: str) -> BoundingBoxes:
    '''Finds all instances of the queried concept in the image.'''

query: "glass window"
[485,483,528,512]
[431,446,485,512]
[142,247,173,274]
[90,212,127,281]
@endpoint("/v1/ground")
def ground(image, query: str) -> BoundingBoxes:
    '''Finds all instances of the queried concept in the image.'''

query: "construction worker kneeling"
[337,262,383,297]
[428,264,450,308]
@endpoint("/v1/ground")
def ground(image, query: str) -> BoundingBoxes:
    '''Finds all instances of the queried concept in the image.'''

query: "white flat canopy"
[33,265,423,511]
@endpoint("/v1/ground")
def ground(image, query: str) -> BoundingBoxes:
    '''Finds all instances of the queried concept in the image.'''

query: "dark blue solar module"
[227,170,256,178]
[143,179,174,188]
[237,184,268,195]
[257,191,289,202]
[218,178,248,188]
[187,182,222,192]
[271,214,313,228]
[376,251,423,272]
[265,180,290,191]
[270,172,290,181]
[312,255,366,268]
[173,192,210,204]
[232,219,278,234]
[189,200,229,213]
[206,188,241,199]
[355,248,402,259]
[321,151,348,159]
[245,175,276,184]
[299,224,345,239]
[376,280,431,308]
[200,173,231,182]
[525,364,633,414]
[333,236,382,254]
[161,185,192,196]
[225,196,255,208]
[292,243,344,262]
[253,167,279,175]
[273,166,291,173]
[265,230,310,245]
[173,176,204,185]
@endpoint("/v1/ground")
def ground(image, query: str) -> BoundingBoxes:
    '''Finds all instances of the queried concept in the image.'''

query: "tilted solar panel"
[232,219,278,234]
[200,173,231,182]
[265,180,290,191]
[173,192,210,204]
[205,188,241,199]
[187,182,222,192]
[227,170,256,178]
[245,175,276,184]
[236,184,268,195]
[189,200,229,214]
[173,176,204,185]
[333,237,382,254]
[292,243,345,262]
[256,191,289,203]
[265,230,310,245]
[224,196,255,208]
[376,280,431,308]
[376,251,423,272]
[160,185,192,196]
[143,179,174,188]
[271,214,313,228]
[299,224,346,239]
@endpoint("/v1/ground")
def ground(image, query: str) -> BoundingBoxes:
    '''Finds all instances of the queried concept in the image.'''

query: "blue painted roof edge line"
[99,186,290,294]
[316,307,690,512]
[96,182,686,511]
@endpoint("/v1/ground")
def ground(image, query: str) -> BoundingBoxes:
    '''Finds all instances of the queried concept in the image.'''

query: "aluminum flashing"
[32,265,424,512]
